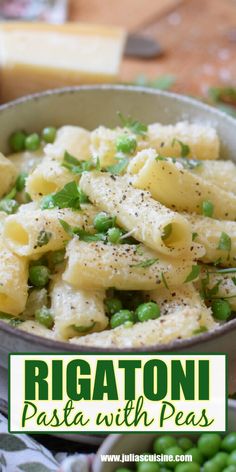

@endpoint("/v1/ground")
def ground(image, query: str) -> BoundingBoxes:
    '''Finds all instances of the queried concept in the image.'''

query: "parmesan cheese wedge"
[0,22,126,102]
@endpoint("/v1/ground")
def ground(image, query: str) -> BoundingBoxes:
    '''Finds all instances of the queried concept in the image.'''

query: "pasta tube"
[26,156,78,200]
[18,320,56,339]
[80,171,192,257]
[63,239,194,291]
[71,285,216,348]
[189,160,236,194]
[184,213,236,266]
[8,148,44,174]
[0,240,28,315]
[45,125,90,161]
[196,269,236,311]
[147,121,219,160]
[51,276,108,340]
[3,203,97,256]
[128,151,236,220]
[0,152,17,198]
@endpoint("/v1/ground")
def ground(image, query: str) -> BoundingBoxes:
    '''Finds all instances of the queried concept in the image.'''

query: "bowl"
[0,85,236,391]
[93,400,236,472]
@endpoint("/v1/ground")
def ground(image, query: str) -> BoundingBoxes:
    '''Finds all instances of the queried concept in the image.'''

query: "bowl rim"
[1,84,236,352]
[93,399,236,470]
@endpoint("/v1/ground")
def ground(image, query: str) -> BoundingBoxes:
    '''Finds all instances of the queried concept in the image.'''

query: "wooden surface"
[69,0,236,96]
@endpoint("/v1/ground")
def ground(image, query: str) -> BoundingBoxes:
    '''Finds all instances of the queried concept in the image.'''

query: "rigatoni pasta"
[51,276,108,339]
[0,116,234,348]
[128,151,236,219]
[3,203,97,256]
[80,171,193,258]
[63,239,195,291]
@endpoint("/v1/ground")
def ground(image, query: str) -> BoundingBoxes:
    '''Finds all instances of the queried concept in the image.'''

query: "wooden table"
[69,0,236,97]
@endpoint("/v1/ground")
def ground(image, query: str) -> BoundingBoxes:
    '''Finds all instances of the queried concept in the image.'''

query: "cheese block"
[0,22,126,102]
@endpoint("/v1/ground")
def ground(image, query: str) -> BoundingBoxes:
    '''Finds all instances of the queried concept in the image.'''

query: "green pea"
[9,130,26,152]
[153,436,177,454]
[203,460,221,472]
[29,265,50,288]
[165,446,183,469]
[93,212,116,232]
[137,463,160,472]
[0,199,19,214]
[222,433,236,452]
[42,126,57,143]
[25,132,40,151]
[105,298,123,315]
[213,452,229,468]
[223,466,236,472]
[135,302,160,322]
[35,307,53,329]
[211,299,231,321]
[187,447,204,465]
[116,134,137,154]
[202,200,214,217]
[16,172,28,192]
[228,451,236,466]
[175,463,200,472]
[107,227,123,244]
[49,249,65,266]
[110,309,134,329]
[177,437,193,451]
[198,433,221,458]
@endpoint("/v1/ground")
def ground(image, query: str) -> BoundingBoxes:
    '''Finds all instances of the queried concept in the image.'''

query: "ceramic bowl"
[93,400,236,472]
[0,86,236,391]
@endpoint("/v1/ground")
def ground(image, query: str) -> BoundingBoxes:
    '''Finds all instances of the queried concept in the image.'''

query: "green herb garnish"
[184,265,200,283]
[192,232,198,241]
[161,272,169,289]
[52,181,81,210]
[59,219,106,242]
[117,112,147,136]
[172,138,190,157]
[107,157,129,175]
[62,151,100,174]
[217,232,231,252]
[131,258,158,268]
[202,200,214,218]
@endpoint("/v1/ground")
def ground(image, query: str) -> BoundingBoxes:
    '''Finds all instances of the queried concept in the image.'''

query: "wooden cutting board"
[69,0,182,30]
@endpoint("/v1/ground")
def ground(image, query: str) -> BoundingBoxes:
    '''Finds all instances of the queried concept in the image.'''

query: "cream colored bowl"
[0,86,236,392]
[94,400,236,472]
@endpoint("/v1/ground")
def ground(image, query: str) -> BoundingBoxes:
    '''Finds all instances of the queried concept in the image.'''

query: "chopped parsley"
[172,138,190,157]
[178,158,202,170]
[161,272,169,289]
[62,151,100,174]
[130,258,159,268]
[36,230,52,248]
[192,232,198,241]
[59,219,106,242]
[117,112,147,136]
[40,181,81,210]
[184,265,200,283]
[217,232,231,252]
[107,157,129,175]
[201,200,214,218]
